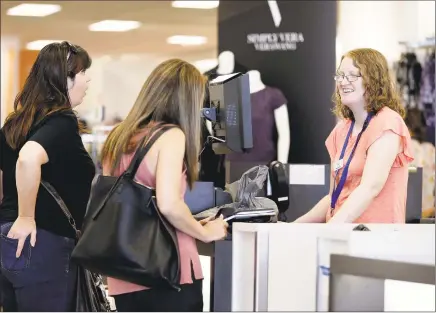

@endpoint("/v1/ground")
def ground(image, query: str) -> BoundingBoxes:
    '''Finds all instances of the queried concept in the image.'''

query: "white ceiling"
[0,1,218,57]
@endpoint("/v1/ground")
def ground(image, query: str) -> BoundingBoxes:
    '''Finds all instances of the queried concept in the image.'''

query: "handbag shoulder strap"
[40,180,81,239]
[125,125,176,177]
[41,124,176,238]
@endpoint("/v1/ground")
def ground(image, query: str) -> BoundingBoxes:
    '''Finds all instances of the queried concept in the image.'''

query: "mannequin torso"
[246,70,291,163]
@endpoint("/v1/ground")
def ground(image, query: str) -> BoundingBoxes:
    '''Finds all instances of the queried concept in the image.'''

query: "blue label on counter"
[319,265,330,276]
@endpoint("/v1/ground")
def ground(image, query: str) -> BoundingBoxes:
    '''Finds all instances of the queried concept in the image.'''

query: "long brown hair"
[332,48,405,119]
[101,59,207,189]
[2,41,92,150]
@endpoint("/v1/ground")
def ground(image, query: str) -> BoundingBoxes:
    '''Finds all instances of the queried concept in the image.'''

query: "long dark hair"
[2,41,92,150]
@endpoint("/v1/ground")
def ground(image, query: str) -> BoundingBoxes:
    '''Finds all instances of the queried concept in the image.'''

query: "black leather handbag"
[41,181,111,312]
[71,125,181,290]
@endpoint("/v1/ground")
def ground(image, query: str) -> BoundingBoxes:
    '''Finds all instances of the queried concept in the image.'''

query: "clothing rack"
[399,36,435,51]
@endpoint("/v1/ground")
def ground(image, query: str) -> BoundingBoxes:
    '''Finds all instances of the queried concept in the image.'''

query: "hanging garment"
[419,53,435,105]
[226,86,287,163]
[420,53,436,144]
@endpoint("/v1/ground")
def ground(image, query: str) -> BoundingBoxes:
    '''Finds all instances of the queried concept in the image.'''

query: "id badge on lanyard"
[333,159,344,172]
[330,114,373,212]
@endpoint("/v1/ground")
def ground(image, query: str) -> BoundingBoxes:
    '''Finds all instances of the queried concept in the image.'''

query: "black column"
[218,0,337,164]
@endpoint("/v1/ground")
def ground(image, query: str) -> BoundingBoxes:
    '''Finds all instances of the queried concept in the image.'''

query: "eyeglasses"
[333,74,361,82]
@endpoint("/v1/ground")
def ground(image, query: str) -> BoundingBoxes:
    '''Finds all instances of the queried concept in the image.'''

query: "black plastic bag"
[75,266,111,312]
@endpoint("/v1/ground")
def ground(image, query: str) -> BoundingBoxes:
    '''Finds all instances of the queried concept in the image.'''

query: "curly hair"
[332,48,405,120]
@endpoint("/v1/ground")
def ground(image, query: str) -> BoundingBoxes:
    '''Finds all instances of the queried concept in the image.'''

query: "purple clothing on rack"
[420,56,435,105]
[420,54,436,144]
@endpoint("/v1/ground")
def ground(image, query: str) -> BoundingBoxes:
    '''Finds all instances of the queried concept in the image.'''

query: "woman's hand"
[202,215,229,243]
[7,216,37,258]
[199,216,214,226]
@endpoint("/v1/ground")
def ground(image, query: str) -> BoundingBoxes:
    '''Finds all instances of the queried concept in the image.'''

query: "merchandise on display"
[396,37,435,144]
[226,69,290,164]
[396,38,436,215]
[199,49,291,195]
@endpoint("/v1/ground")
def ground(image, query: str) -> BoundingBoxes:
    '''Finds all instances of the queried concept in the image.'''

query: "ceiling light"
[172,1,219,9]
[7,3,61,17]
[167,35,207,46]
[26,40,63,50]
[88,20,141,32]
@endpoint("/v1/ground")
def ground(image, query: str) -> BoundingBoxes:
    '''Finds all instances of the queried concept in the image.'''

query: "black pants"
[113,279,203,312]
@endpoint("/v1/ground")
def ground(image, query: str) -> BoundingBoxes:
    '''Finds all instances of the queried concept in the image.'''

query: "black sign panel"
[218,0,337,164]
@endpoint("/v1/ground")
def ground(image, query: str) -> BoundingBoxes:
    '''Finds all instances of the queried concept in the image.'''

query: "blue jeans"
[0,222,77,312]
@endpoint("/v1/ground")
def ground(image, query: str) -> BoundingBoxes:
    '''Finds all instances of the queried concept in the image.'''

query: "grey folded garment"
[193,197,278,220]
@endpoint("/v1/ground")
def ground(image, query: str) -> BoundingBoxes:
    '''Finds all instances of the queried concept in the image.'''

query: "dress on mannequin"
[199,51,248,188]
[226,70,290,164]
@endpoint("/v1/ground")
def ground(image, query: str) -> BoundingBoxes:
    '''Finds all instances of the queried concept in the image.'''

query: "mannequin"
[247,70,290,163]
[203,50,248,78]
[216,51,235,75]
[226,69,290,164]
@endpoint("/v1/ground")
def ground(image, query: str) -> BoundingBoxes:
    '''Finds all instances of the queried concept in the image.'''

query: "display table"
[231,222,435,311]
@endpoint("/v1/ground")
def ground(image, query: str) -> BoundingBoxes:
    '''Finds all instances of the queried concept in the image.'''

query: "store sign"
[247,32,304,52]
[219,0,337,164]
[268,0,282,27]
[247,0,304,52]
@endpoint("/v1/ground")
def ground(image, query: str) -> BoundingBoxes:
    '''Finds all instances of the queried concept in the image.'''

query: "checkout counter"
[196,162,431,311]
[194,71,434,311]
[230,222,435,311]
[328,254,435,311]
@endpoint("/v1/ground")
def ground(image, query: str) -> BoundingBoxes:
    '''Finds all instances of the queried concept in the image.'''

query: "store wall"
[337,1,435,65]
[0,36,20,126]
[417,1,436,40]
[218,0,337,164]
[19,50,39,89]
[77,49,216,124]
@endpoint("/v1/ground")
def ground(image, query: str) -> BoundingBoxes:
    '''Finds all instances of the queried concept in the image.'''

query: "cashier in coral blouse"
[295,48,414,224]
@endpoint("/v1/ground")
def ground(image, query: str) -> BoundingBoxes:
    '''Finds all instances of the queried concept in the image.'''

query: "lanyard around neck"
[330,113,373,211]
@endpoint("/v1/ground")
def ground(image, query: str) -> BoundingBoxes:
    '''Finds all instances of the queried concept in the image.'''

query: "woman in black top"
[0,41,95,311]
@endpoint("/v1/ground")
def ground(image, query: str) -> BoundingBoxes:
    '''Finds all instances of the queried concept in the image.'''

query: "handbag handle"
[40,180,81,239]
[124,125,176,178]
